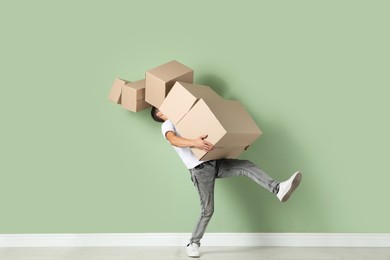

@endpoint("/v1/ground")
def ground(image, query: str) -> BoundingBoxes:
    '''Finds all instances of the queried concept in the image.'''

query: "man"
[151,107,302,258]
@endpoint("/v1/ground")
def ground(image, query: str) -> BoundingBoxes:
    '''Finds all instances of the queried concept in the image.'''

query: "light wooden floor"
[0,247,389,260]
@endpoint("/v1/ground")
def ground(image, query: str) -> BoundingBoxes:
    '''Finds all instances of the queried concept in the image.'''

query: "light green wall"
[1,0,389,234]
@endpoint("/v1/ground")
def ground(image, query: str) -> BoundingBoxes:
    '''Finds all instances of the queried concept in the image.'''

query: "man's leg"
[216,159,280,194]
[189,161,217,246]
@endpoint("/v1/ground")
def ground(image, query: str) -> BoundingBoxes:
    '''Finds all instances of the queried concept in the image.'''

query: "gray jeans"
[188,159,280,246]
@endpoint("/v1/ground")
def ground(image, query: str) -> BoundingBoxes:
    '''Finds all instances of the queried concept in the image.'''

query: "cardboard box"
[200,146,248,161]
[159,81,222,125]
[176,99,262,161]
[121,79,151,112]
[108,78,129,104]
[145,60,194,108]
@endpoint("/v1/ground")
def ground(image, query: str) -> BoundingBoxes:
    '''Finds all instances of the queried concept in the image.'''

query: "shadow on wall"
[195,73,328,232]
[196,73,235,100]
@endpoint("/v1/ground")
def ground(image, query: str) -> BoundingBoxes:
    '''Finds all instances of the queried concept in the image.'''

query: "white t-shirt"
[161,120,203,169]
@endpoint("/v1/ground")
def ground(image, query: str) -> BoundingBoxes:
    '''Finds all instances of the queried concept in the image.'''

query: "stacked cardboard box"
[145,60,194,108]
[108,78,129,105]
[159,82,223,124]
[159,82,262,161]
[108,60,193,112]
[121,80,151,112]
[109,60,262,160]
[108,78,151,112]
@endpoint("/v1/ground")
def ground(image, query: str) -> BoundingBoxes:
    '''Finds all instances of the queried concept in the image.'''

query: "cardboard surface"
[176,99,262,160]
[108,78,129,104]
[145,60,194,108]
[121,79,151,112]
[109,60,261,160]
[204,100,262,147]
[159,81,222,125]
[196,146,247,161]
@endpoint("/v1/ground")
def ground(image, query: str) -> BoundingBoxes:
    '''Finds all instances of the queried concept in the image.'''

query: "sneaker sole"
[186,253,200,258]
[281,171,302,202]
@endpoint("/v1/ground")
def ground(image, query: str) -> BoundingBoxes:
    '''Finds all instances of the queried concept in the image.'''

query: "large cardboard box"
[145,60,194,108]
[176,99,262,161]
[159,81,222,125]
[121,79,151,112]
[108,78,129,104]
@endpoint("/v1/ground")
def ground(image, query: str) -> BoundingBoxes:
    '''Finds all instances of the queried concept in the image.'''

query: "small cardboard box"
[176,99,262,161]
[121,79,151,112]
[108,78,129,104]
[145,60,194,108]
[159,81,222,125]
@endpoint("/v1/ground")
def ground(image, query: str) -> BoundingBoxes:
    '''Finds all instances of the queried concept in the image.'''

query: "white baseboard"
[1,233,389,248]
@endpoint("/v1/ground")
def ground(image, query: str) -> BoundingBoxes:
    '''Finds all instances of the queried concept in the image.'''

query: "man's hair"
[151,106,164,123]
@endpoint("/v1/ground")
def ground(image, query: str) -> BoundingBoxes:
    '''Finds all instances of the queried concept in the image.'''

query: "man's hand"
[166,131,214,151]
[192,134,214,152]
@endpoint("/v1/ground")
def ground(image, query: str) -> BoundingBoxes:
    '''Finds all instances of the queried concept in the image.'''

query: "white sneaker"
[277,171,302,202]
[186,243,200,258]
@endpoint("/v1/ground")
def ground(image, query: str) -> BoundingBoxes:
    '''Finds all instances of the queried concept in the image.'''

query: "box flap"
[108,77,130,104]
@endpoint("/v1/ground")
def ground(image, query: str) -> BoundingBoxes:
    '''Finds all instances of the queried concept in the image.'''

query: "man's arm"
[165,131,214,152]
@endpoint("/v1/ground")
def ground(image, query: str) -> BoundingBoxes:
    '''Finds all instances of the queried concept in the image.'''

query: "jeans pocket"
[189,170,198,186]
